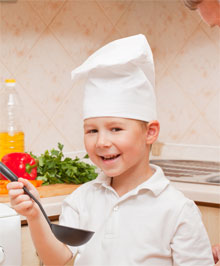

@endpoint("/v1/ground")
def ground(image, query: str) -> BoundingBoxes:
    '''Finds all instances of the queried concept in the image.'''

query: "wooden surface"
[0,183,80,203]
[198,205,220,245]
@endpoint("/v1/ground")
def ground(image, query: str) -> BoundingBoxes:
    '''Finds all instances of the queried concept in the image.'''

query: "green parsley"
[29,143,98,185]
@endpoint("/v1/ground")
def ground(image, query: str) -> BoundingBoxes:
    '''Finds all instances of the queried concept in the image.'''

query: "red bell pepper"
[0,153,38,180]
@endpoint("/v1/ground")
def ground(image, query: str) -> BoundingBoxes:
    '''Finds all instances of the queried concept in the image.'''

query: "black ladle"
[0,162,94,246]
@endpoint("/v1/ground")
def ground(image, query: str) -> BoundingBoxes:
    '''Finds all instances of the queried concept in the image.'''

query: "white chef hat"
[71,34,157,122]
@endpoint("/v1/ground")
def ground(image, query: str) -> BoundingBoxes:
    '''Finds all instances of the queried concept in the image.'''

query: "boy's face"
[83,117,153,179]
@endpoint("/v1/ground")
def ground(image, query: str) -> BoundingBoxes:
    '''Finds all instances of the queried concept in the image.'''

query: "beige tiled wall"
[0,0,219,155]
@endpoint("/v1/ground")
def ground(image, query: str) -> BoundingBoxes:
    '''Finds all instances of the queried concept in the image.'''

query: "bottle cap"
[5,79,16,87]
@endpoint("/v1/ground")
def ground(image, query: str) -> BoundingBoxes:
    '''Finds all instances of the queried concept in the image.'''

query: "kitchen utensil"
[0,162,94,246]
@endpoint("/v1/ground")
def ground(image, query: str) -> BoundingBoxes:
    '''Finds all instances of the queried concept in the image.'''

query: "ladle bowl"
[0,162,94,246]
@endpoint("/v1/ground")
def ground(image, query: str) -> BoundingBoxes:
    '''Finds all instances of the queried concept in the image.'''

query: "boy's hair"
[183,0,203,10]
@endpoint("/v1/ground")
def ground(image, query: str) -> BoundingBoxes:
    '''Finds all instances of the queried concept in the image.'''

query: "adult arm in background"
[7,178,73,266]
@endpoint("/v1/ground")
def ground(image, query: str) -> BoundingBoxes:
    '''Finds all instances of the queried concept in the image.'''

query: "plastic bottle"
[0,79,25,160]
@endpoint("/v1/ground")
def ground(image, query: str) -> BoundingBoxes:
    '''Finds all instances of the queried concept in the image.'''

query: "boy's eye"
[111,128,122,132]
[86,129,98,134]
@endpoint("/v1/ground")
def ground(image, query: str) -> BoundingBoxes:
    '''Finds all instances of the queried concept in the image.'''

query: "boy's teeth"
[102,154,119,160]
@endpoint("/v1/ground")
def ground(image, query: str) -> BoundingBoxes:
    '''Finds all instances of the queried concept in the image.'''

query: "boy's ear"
[145,120,160,144]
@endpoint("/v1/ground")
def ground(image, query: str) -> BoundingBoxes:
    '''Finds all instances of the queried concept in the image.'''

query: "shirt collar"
[92,164,170,197]
[136,164,170,196]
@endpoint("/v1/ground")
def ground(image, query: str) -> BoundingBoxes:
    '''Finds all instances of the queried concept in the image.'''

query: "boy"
[7,34,214,265]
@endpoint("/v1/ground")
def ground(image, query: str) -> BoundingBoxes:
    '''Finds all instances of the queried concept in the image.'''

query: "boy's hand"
[7,178,40,220]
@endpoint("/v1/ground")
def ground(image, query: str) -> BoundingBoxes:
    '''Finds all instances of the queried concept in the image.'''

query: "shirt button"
[113,206,119,211]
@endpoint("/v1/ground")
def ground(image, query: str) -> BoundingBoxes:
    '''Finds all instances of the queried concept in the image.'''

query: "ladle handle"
[0,162,52,227]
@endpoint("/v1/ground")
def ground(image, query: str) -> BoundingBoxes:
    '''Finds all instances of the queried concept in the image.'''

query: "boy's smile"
[83,117,156,189]
[100,154,121,161]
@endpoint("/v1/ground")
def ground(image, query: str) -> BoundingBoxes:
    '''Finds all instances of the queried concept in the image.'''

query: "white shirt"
[59,164,214,266]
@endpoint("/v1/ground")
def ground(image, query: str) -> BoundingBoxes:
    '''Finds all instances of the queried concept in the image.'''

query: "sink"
[150,160,220,185]
[206,176,220,184]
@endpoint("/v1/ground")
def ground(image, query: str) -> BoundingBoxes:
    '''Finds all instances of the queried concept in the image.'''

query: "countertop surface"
[1,178,219,222]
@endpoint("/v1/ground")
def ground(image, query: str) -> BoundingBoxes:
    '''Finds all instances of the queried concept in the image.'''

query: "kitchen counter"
[1,170,219,223]
[150,143,220,206]
[5,179,219,223]
[170,181,220,205]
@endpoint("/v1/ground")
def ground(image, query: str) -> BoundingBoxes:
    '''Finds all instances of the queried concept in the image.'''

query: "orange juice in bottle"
[0,79,25,160]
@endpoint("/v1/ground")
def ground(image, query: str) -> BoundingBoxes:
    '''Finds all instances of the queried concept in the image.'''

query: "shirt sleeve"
[171,200,214,266]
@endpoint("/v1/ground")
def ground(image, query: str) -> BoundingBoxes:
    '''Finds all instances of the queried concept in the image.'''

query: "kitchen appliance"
[150,160,220,185]
[0,203,21,266]
[0,162,94,247]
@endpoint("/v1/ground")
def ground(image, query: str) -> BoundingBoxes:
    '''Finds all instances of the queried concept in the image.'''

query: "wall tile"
[0,62,11,85]
[116,1,156,48]
[51,79,85,151]
[99,28,122,47]
[156,70,200,143]
[15,28,75,120]
[97,0,132,26]
[30,120,74,155]
[202,90,220,137]
[181,113,220,145]
[0,1,45,73]
[153,1,200,77]
[49,1,114,67]
[170,27,219,111]
[29,0,66,26]
[14,81,50,153]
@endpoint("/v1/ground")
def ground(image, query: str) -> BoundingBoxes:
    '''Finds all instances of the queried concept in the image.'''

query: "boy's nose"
[96,133,111,148]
